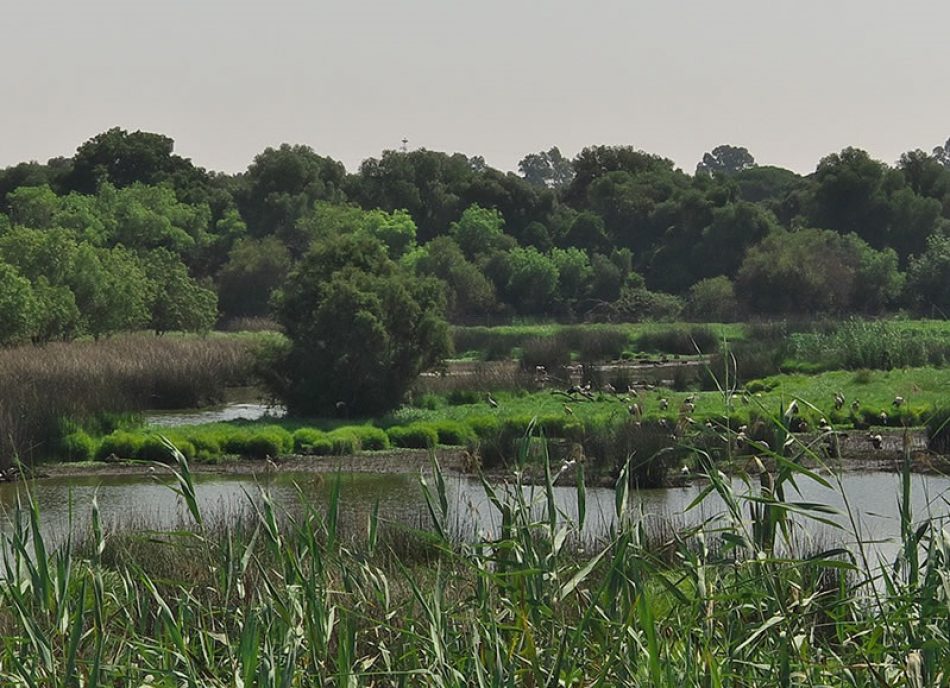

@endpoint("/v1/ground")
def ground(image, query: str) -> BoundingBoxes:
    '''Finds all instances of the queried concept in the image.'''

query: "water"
[145,402,286,427]
[2,469,948,565]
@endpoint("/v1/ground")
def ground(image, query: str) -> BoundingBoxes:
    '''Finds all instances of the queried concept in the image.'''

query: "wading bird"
[487,393,498,409]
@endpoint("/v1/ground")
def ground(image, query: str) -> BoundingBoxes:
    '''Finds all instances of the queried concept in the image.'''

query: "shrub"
[429,420,477,446]
[326,429,360,455]
[225,427,293,459]
[561,327,629,362]
[928,408,950,454]
[520,336,571,371]
[387,423,438,449]
[345,425,391,451]
[293,428,327,454]
[60,430,96,462]
[138,435,179,463]
[446,390,481,406]
[96,431,144,460]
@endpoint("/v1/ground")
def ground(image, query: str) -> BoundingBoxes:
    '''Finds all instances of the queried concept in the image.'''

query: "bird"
[680,464,690,476]
[628,403,641,418]
[563,404,574,415]
[851,399,861,412]
[834,392,845,410]
[487,393,498,409]
[681,401,695,414]
[879,410,888,426]
[818,418,833,433]
[684,395,696,404]
[627,385,639,398]
[868,433,883,450]
[265,456,279,472]
[659,398,669,411]
[603,382,616,394]
[892,396,905,408]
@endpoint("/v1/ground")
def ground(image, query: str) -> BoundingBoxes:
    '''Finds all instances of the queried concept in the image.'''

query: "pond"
[2,468,949,566]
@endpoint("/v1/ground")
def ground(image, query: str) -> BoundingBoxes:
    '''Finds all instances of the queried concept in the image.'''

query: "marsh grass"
[1,409,949,685]
[0,334,262,465]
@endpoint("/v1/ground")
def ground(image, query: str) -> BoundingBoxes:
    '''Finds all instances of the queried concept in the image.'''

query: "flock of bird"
[485,372,909,453]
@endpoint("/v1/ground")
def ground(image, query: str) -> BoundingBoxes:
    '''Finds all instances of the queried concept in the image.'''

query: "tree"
[67,127,208,197]
[503,247,559,315]
[685,276,739,322]
[907,233,950,314]
[518,147,574,189]
[236,144,346,240]
[140,249,218,334]
[450,204,512,260]
[696,145,756,176]
[271,234,449,415]
[0,262,36,346]
[217,237,291,319]
[735,228,900,314]
[413,237,497,319]
[932,138,950,169]
[549,247,592,303]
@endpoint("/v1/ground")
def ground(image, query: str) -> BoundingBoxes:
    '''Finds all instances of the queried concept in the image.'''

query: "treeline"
[2,130,950,345]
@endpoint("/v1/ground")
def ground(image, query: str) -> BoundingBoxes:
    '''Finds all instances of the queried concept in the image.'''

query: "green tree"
[140,249,218,334]
[736,228,899,315]
[907,233,950,315]
[0,262,37,346]
[271,234,449,415]
[450,204,512,260]
[696,145,756,176]
[217,237,291,319]
[518,147,574,189]
[70,245,150,337]
[504,247,559,314]
[413,237,497,319]
[685,276,739,322]
[237,144,346,240]
[550,247,592,303]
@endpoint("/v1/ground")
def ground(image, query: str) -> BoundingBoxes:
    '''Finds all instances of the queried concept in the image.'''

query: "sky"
[2,0,949,176]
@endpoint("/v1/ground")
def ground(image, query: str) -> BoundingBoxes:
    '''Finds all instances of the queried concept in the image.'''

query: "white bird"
[487,394,498,409]
[659,398,669,411]
[892,396,904,408]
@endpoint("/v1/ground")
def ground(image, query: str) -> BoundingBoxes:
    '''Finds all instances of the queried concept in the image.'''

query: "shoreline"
[34,444,948,487]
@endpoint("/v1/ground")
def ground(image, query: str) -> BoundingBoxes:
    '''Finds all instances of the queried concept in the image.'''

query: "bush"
[138,436,179,463]
[96,431,144,460]
[344,425,391,451]
[225,427,293,459]
[387,423,438,449]
[293,428,327,454]
[326,429,360,455]
[60,430,96,462]
[520,336,571,371]
[429,420,477,446]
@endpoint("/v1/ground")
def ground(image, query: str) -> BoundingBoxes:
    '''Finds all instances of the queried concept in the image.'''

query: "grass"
[0,332,276,467]
[2,416,950,684]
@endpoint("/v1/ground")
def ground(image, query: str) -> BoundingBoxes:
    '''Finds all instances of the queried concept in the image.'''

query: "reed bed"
[0,334,262,466]
[0,413,948,686]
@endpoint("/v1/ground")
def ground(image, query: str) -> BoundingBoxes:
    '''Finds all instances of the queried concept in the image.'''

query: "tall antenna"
[400,137,409,153]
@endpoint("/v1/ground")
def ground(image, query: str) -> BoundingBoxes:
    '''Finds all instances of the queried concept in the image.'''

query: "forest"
[1,128,950,348]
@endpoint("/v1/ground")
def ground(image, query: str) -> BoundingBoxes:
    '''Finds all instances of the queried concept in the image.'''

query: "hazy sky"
[3,0,949,176]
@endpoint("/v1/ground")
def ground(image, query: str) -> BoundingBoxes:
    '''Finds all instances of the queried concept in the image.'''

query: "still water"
[1,470,948,564]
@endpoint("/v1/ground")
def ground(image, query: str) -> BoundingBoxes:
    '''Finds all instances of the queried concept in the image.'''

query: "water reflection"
[1,470,948,565]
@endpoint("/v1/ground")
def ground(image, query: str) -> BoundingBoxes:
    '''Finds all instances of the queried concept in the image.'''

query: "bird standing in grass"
[892,396,904,408]
[834,392,845,410]
[487,393,498,409]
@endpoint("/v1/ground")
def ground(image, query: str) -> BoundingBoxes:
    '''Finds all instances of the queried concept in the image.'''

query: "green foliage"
[59,430,96,462]
[0,261,37,346]
[217,236,290,318]
[271,233,450,416]
[685,276,738,322]
[450,204,509,260]
[428,420,477,446]
[907,233,950,314]
[386,423,438,449]
[96,431,144,460]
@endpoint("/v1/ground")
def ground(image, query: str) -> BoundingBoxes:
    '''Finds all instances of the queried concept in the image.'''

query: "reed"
[0,333,264,466]
[0,419,947,685]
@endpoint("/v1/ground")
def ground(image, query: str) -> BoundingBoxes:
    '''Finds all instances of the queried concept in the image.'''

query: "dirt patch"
[43,448,471,480]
